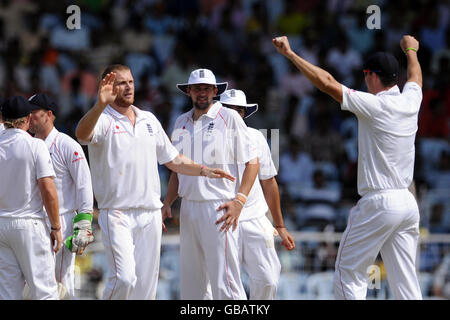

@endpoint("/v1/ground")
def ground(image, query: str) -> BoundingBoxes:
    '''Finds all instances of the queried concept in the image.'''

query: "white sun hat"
[176,68,228,95]
[219,89,258,118]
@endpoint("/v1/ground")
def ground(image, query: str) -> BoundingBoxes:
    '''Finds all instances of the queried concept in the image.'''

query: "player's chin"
[118,95,134,106]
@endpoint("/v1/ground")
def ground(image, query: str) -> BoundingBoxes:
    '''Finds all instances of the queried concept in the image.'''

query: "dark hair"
[101,64,130,80]
[378,73,398,87]
[363,52,399,87]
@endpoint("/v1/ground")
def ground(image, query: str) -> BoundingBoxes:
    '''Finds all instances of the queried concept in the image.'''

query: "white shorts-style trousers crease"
[47,212,76,299]
[239,215,281,300]
[98,208,162,300]
[0,217,58,300]
[334,189,422,300]
[180,199,247,300]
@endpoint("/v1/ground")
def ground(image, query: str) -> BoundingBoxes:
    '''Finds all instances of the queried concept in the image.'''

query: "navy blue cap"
[363,52,399,80]
[1,96,33,119]
[28,93,58,116]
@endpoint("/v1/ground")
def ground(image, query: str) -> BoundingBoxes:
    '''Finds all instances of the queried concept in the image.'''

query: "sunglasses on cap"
[363,69,381,75]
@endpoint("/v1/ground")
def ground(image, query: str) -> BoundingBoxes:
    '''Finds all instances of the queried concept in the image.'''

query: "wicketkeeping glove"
[65,213,94,255]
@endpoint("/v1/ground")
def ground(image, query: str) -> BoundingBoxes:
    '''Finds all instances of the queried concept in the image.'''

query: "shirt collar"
[186,101,222,121]
[376,85,400,97]
[106,105,145,121]
[44,127,58,147]
[4,128,30,136]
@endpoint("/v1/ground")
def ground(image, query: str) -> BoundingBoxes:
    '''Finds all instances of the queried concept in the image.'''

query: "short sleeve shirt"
[0,129,55,218]
[79,105,179,210]
[171,102,257,201]
[45,127,93,215]
[239,127,278,221]
[341,82,422,195]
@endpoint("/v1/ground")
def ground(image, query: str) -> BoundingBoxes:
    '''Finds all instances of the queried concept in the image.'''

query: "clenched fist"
[272,36,293,57]
[400,35,419,53]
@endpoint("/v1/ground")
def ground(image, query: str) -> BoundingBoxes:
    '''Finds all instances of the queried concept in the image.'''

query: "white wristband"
[236,192,248,200]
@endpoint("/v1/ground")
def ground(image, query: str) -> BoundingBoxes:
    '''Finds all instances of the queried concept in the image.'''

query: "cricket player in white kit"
[273,35,423,299]
[162,69,260,300]
[220,89,296,299]
[0,96,62,299]
[28,93,94,299]
[75,65,234,300]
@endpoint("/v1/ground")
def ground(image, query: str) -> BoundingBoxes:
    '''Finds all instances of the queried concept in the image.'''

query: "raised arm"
[75,72,118,142]
[400,35,422,88]
[273,36,343,103]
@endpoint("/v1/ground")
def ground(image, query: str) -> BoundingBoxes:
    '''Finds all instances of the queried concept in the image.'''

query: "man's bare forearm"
[237,158,260,196]
[163,172,179,206]
[260,177,285,227]
[75,101,107,141]
[38,177,60,229]
[165,154,204,176]
[406,51,422,87]
[285,51,343,103]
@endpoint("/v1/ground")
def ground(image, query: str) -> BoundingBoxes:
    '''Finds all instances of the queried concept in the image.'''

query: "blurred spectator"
[325,32,362,87]
[345,10,375,55]
[279,139,315,197]
[279,63,314,99]
[420,5,447,55]
[276,0,309,35]
[295,169,341,230]
[306,96,346,166]
[432,252,450,299]
[0,0,37,41]
[418,89,450,139]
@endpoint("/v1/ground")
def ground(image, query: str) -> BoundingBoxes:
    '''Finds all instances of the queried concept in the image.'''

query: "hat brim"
[176,83,228,96]
[244,104,258,118]
[222,103,258,118]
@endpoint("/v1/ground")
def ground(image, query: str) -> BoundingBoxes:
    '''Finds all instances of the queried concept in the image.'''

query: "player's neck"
[111,103,136,126]
[35,125,54,140]
[192,103,214,121]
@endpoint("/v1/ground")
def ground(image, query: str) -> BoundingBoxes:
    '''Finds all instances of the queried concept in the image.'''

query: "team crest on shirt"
[206,122,214,135]
[113,124,127,135]
[146,123,154,135]
[72,150,85,163]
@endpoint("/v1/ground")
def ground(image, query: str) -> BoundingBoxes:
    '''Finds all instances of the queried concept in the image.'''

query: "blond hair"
[3,116,28,129]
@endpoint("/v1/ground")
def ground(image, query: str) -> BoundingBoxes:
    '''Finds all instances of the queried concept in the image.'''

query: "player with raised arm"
[75,65,234,300]
[273,35,423,299]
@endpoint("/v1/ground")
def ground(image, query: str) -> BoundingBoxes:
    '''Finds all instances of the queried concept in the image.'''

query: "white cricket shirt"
[341,82,422,196]
[171,102,257,201]
[0,128,55,218]
[45,127,93,215]
[239,127,278,221]
[80,105,179,210]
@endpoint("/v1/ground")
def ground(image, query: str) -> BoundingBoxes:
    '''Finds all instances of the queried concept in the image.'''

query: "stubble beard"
[193,98,213,110]
[114,95,134,109]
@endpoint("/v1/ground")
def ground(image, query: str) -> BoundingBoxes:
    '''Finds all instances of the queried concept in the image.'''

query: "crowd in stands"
[1,0,449,299]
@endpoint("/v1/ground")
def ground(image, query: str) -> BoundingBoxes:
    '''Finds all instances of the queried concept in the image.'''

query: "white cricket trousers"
[334,189,422,300]
[180,199,247,300]
[47,212,76,299]
[240,216,281,300]
[98,208,162,300]
[0,217,58,300]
